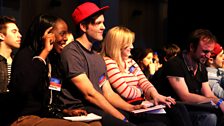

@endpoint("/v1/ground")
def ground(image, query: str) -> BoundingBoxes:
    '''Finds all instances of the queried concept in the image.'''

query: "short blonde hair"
[101,26,135,72]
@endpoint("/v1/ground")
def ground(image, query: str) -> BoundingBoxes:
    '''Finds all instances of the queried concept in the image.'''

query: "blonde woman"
[101,26,193,126]
[101,26,174,104]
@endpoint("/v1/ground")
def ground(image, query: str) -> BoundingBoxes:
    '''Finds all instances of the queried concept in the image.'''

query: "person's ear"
[208,58,214,64]
[190,43,194,52]
[80,23,87,33]
[0,33,5,41]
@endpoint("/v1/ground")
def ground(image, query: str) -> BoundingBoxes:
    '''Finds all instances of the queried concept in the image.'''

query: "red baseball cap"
[72,2,109,25]
[211,43,223,57]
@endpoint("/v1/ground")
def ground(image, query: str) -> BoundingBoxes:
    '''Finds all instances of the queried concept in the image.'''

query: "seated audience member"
[131,48,159,79]
[153,51,163,71]
[152,29,224,126]
[206,43,224,98]
[223,54,224,69]
[60,2,143,126]
[101,26,194,126]
[47,20,96,122]
[159,43,181,64]
[151,43,181,89]
[0,15,22,126]
[7,14,101,126]
[0,16,22,93]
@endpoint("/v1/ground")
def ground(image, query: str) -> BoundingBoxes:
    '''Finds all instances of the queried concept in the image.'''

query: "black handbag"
[46,90,65,118]
[47,102,64,118]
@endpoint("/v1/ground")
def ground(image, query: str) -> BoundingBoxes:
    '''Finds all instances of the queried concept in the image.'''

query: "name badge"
[98,73,107,88]
[129,65,139,75]
[49,77,61,91]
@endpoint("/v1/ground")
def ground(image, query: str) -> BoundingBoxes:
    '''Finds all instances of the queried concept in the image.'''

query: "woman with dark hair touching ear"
[7,14,101,126]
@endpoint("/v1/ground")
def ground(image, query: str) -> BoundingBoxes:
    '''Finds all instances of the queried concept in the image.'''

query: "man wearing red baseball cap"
[60,2,143,126]
[206,42,224,98]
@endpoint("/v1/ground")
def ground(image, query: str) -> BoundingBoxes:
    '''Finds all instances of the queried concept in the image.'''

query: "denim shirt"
[206,67,224,98]
[0,55,8,93]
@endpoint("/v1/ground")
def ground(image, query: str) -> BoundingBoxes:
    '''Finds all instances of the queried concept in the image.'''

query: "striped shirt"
[7,63,11,92]
[104,57,153,100]
[7,63,11,84]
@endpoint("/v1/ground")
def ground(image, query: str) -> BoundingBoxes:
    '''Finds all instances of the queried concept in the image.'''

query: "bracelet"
[123,117,127,122]
[216,99,223,107]
[33,56,46,65]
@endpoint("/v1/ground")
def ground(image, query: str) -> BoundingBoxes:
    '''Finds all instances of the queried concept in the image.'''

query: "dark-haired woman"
[7,14,101,126]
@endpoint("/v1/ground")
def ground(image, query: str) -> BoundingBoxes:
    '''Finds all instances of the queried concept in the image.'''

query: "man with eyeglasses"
[153,29,224,126]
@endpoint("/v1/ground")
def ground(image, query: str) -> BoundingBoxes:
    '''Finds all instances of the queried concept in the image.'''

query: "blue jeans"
[189,111,217,126]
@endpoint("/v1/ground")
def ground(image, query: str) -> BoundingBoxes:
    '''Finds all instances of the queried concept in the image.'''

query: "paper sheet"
[63,113,102,122]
